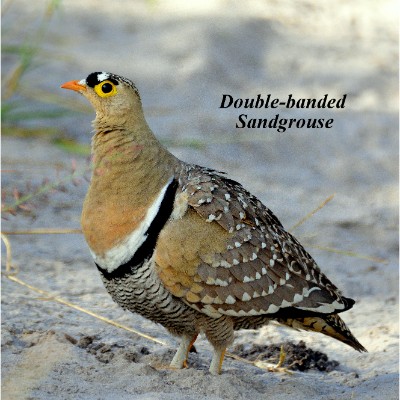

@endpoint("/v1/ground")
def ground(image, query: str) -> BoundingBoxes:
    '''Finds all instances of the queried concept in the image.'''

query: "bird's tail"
[277,314,367,352]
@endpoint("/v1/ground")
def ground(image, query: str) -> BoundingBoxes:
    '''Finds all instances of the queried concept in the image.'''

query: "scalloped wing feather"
[155,164,353,319]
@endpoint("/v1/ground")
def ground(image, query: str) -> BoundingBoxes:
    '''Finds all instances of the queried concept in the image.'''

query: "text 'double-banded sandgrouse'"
[61,72,366,374]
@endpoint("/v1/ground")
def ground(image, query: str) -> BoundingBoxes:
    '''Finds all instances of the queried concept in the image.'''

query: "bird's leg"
[209,347,226,375]
[170,334,198,369]
[275,344,286,369]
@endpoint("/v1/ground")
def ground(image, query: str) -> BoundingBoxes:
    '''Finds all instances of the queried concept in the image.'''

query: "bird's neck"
[90,119,177,194]
[81,121,178,256]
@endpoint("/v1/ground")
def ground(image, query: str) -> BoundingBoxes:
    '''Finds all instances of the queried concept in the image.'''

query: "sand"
[1,0,398,399]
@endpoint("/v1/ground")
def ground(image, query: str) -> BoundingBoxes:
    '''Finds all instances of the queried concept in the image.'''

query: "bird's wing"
[154,165,353,319]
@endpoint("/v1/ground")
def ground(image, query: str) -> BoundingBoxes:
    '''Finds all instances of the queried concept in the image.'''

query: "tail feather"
[277,314,367,352]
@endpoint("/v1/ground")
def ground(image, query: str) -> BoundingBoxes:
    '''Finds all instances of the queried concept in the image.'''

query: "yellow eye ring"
[94,80,117,98]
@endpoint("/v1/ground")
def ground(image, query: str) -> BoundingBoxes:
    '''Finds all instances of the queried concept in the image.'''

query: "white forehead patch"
[78,79,87,86]
[97,72,110,82]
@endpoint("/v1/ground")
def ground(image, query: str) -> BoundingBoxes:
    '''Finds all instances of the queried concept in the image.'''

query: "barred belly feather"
[98,259,198,335]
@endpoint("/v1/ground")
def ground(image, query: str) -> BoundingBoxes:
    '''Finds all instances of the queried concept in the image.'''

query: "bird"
[61,72,366,375]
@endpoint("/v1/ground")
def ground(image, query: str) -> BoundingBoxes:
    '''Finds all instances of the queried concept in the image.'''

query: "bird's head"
[61,72,143,122]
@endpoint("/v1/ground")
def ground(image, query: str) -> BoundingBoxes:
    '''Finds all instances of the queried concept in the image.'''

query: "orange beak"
[60,80,86,92]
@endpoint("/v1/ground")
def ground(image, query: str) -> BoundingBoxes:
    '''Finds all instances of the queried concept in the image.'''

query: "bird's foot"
[254,345,294,374]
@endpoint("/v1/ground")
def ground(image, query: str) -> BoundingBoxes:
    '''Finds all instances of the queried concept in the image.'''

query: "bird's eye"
[94,80,117,98]
[102,83,113,93]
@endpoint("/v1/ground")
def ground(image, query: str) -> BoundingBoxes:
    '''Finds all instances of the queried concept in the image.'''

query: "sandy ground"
[1,0,399,399]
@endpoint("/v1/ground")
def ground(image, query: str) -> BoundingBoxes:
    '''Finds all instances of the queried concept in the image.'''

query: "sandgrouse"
[61,72,366,374]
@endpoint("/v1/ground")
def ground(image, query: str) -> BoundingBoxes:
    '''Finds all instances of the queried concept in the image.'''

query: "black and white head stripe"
[82,72,140,98]
[84,72,119,88]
